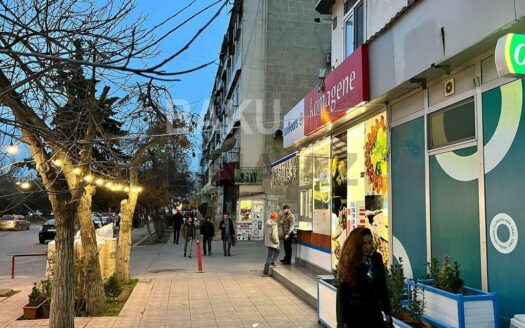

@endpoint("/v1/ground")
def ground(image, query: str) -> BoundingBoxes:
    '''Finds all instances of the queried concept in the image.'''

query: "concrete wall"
[368,0,519,98]
[238,0,267,169]
[264,0,331,155]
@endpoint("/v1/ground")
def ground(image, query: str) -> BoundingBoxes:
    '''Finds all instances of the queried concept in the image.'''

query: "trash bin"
[511,315,525,328]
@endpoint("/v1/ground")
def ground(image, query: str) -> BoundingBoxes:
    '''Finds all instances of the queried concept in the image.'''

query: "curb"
[132,228,156,246]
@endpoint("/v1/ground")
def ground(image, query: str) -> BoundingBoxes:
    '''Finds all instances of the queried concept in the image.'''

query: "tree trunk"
[115,191,138,284]
[76,186,107,314]
[49,201,75,328]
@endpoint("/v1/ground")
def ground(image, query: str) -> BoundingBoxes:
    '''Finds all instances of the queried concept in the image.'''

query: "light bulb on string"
[83,175,94,183]
[105,181,113,189]
[6,143,19,155]
[52,159,63,167]
[20,182,31,190]
[95,178,105,186]
[73,168,82,176]
[115,184,123,192]
[124,186,130,193]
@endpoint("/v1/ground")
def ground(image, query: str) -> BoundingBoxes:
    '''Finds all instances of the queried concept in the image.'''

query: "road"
[0,223,48,283]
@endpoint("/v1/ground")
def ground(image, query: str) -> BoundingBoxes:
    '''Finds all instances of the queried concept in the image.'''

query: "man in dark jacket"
[219,214,235,256]
[201,217,215,256]
[182,217,196,258]
[173,209,183,244]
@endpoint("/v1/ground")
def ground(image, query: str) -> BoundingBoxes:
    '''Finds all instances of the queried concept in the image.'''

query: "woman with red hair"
[336,227,392,327]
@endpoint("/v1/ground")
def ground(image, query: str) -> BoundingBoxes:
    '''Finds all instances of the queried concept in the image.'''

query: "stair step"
[271,265,319,308]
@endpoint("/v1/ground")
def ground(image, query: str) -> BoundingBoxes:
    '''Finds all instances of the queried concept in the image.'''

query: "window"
[344,1,364,58]
[428,99,476,149]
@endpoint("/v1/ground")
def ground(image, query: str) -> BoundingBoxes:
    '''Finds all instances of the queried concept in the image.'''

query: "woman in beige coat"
[263,212,280,276]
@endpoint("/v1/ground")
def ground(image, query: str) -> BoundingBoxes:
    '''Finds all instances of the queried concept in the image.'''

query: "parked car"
[39,218,56,243]
[99,213,111,226]
[92,213,104,229]
[0,214,31,231]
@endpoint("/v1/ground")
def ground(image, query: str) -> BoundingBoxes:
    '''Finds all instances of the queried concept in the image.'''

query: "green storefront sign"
[496,33,525,77]
[234,168,262,185]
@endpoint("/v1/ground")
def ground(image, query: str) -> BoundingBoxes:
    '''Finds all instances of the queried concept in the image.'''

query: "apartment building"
[200,0,330,239]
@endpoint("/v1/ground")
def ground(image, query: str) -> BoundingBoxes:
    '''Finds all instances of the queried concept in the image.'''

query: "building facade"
[280,0,525,325]
[200,0,330,239]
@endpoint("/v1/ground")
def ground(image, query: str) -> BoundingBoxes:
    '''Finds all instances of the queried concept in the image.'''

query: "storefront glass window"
[344,113,390,266]
[313,138,331,235]
[331,132,348,269]
[428,98,476,149]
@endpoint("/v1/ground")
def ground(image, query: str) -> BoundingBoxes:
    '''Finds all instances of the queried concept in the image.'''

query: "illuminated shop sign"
[496,33,525,77]
[304,45,369,135]
[283,99,305,148]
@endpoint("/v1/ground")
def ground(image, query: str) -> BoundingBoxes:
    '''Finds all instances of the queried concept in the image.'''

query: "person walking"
[173,209,183,244]
[336,227,392,328]
[219,214,235,256]
[201,216,215,256]
[279,205,296,265]
[262,212,280,277]
[182,217,196,258]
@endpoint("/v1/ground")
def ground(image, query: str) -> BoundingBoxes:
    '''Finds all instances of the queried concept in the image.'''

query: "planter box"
[408,279,499,328]
[317,276,417,328]
[23,300,46,320]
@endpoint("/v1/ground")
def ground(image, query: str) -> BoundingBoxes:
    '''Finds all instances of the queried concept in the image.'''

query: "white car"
[0,214,31,231]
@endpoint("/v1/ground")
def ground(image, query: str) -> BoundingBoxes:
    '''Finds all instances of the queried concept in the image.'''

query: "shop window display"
[299,146,314,230]
[313,138,331,235]
[331,133,348,269]
[341,113,390,267]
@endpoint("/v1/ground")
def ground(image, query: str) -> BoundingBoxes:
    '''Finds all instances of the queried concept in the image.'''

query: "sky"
[130,1,231,172]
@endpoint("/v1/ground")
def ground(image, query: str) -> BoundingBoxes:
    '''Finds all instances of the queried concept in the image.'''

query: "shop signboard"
[283,100,305,148]
[304,45,369,135]
[495,33,525,78]
[234,168,262,185]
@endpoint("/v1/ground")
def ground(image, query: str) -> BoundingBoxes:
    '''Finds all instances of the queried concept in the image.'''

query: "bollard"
[196,240,203,273]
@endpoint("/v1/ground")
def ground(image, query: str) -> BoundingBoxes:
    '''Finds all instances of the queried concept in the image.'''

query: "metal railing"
[10,253,47,279]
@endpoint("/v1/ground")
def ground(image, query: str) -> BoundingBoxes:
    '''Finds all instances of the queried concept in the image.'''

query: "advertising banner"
[283,100,305,148]
[304,45,369,135]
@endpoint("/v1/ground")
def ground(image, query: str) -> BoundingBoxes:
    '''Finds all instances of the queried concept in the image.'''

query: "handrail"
[10,253,47,279]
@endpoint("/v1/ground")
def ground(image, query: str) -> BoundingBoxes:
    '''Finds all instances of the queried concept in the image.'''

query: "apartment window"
[344,0,364,58]
[428,99,476,149]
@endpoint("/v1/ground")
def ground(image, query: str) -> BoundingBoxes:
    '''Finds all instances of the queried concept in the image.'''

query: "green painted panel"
[429,148,481,289]
[483,79,525,322]
[391,118,426,278]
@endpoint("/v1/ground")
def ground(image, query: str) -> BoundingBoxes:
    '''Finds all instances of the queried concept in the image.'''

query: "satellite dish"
[210,149,222,160]
[221,137,237,152]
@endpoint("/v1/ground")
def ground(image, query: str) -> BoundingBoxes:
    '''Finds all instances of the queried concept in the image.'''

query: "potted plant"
[23,283,47,319]
[386,259,430,328]
[409,256,500,328]
[39,279,52,318]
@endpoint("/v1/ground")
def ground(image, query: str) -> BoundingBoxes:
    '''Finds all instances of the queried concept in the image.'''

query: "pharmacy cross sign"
[495,33,525,78]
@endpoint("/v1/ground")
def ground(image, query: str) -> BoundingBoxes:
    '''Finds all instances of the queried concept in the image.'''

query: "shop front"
[283,45,390,272]
[235,168,264,241]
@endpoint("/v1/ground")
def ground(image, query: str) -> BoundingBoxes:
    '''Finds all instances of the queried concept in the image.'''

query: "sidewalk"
[0,234,319,327]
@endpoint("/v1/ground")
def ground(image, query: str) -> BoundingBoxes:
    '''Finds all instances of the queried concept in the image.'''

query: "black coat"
[336,252,391,328]
[173,212,183,230]
[201,221,215,238]
[219,219,235,241]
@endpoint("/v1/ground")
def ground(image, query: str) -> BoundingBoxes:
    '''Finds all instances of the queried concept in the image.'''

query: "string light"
[95,178,105,186]
[52,159,63,167]
[6,143,19,155]
[105,181,113,188]
[20,182,31,189]
[83,175,94,183]
[124,186,130,192]
[73,168,82,175]
[115,184,123,192]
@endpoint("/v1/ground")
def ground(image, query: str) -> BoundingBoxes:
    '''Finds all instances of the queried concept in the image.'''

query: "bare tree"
[0,0,227,326]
